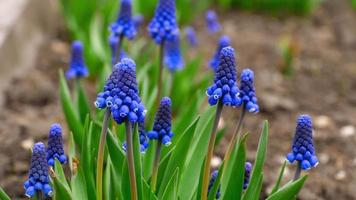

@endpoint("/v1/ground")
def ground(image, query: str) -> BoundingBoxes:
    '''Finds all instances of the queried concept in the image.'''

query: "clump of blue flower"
[123,121,149,153]
[147,97,173,146]
[184,27,198,47]
[110,0,136,40]
[65,41,88,80]
[244,162,252,190]
[164,33,184,72]
[109,34,127,65]
[286,114,319,170]
[207,170,221,199]
[240,69,259,113]
[148,0,178,44]
[205,10,221,33]
[46,123,67,166]
[206,46,242,107]
[94,58,146,124]
[210,35,231,71]
[24,142,52,198]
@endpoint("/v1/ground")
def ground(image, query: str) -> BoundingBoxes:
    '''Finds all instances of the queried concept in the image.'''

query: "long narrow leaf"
[266,175,308,200]
[0,187,10,200]
[160,168,179,200]
[270,161,287,195]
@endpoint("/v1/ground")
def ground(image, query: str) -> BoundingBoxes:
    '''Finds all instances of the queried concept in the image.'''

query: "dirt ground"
[1,0,356,199]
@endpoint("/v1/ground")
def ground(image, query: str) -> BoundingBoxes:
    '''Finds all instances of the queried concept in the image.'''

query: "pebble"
[319,153,330,164]
[340,125,355,137]
[314,115,331,129]
[335,170,346,181]
[21,138,34,150]
[211,156,222,168]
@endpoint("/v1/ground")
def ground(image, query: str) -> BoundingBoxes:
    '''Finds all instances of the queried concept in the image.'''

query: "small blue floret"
[206,10,221,34]
[184,27,198,47]
[65,41,88,80]
[164,33,184,72]
[244,162,252,190]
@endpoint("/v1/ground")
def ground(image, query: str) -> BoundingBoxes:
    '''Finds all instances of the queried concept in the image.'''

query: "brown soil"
[1,0,356,199]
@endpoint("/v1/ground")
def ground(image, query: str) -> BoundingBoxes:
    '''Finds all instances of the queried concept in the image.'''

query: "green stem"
[151,141,162,193]
[223,105,246,167]
[96,109,110,200]
[114,34,124,64]
[293,164,302,181]
[156,41,165,109]
[201,101,224,200]
[125,119,138,200]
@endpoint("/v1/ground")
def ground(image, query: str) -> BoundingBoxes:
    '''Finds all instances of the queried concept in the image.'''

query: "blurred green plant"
[277,36,299,77]
[351,0,356,9]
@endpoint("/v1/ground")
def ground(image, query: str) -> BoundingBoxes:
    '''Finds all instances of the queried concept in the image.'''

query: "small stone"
[335,170,346,181]
[319,153,330,164]
[21,138,34,150]
[314,115,331,129]
[340,125,355,137]
[211,156,222,168]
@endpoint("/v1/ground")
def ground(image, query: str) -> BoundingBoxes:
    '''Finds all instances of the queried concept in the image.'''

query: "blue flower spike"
[123,121,149,153]
[207,170,221,199]
[206,46,242,107]
[286,115,319,170]
[133,14,144,29]
[110,0,136,40]
[148,0,178,44]
[244,162,252,190]
[24,142,52,198]
[95,58,146,124]
[147,97,173,146]
[164,33,184,72]
[65,41,89,80]
[184,26,198,47]
[206,10,221,33]
[240,69,259,113]
[47,123,67,166]
[210,35,231,71]
[109,34,127,65]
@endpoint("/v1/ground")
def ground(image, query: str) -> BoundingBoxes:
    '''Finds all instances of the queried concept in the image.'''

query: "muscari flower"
[244,162,252,190]
[184,26,198,47]
[147,97,173,146]
[208,170,221,199]
[109,34,127,65]
[24,142,52,198]
[148,0,179,44]
[47,123,67,166]
[123,121,149,153]
[240,69,259,113]
[133,14,144,30]
[164,33,184,72]
[110,0,136,40]
[206,10,221,33]
[94,58,146,124]
[286,115,319,170]
[210,35,231,71]
[206,46,242,107]
[65,41,89,80]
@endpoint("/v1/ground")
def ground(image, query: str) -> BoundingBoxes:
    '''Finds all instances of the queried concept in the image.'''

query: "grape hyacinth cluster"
[24,142,52,198]
[148,0,178,44]
[110,0,136,40]
[207,170,221,199]
[286,115,319,170]
[147,97,173,146]
[109,34,127,65]
[123,121,149,153]
[205,10,221,33]
[164,33,184,72]
[244,162,252,190]
[133,14,144,30]
[206,46,242,107]
[184,26,198,47]
[239,69,259,113]
[210,35,231,71]
[46,123,67,166]
[95,58,146,124]
[65,41,88,80]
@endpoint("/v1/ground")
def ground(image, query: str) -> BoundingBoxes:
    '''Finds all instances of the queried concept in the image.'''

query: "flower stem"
[114,34,124,64]
[156,41,165,109]
[151,141,162,193]
[223,105,246,167]
[125,119,138,200]
[201,101,224,200]
[293,164,302,181]
[96,109,110,200]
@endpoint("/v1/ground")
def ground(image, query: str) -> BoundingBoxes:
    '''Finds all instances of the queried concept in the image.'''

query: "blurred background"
[0,0,355,199]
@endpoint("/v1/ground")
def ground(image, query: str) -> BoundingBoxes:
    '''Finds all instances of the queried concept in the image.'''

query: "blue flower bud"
[65,41,88,80]
[109,34,127,65]
[206,10,221,34]
[47,123,67,166]
[286,115,319,171]
[133,14,144,29]
[244,162,252,190]
[184,26,198,47]
[164,33,184,72]
[123,121,149,153]
[110,0,136,40]
[206,46,241,107]
[210,35,230,71]
[240,69,259,113]
[148,0,178,44]
[24,142,52,198]
[207,170,221,199]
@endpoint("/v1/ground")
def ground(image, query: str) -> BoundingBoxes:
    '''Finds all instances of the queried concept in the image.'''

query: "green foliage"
[0,186,10,200]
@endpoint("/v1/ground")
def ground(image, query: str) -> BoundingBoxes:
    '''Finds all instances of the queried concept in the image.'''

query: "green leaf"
[160,168,179,200]
[207,162,225,200]
[157,117,199,196]
[243,120,269,200]
[54,160,70,190]
[133,124,144,200]
[223,134,248,200]
[68,131,76,175]
[59,70,84,149]
[251,174,264,200]
[76,81,91,125]
[71,167,88,200]
[142,179,158,200]
[270,161,287,195]
[266,175,308,200]
[0,186,10,200]
[107,129,126,179]
[53,160,72,200]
